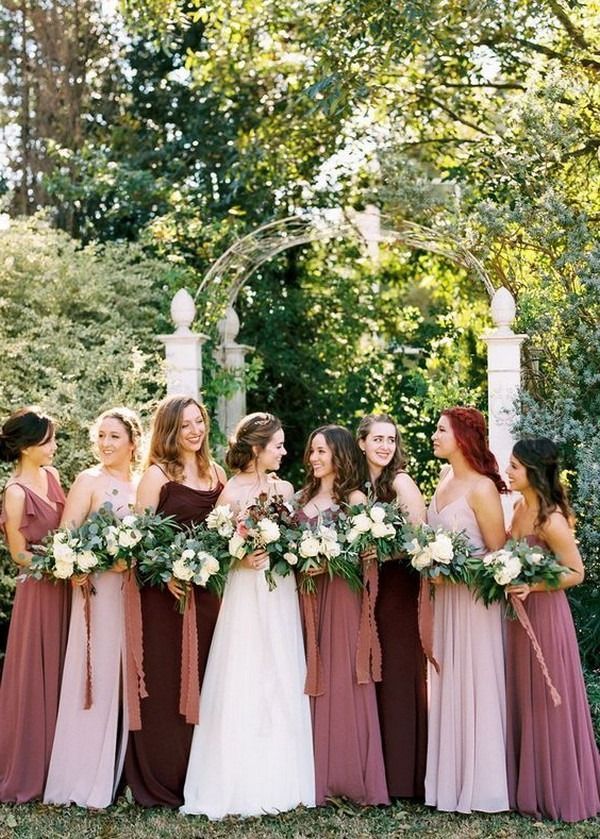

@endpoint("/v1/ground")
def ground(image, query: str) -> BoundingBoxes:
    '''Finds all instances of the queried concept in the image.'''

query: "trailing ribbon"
[179,588,200,724]
[509,593,562,707]
[124,571,147,731]
[417,577,440,674]
[82,580,93,709]
[302,588,324,696]
[355,558,382,684]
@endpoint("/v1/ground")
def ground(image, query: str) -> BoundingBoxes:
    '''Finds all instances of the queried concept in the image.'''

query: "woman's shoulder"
[268,474,294,499]
[211,461,227,485]
[348,488,367,505]
[469,473,500,501]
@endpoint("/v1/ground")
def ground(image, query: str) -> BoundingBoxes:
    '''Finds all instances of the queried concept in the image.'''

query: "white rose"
[529,552,544,566]
[53,558,75,579]
[122,514,138,528]
[206,505,234,537]
[197,568,211,586]
[283,551,298,566]
[229,533,247,559]
[429,534,454,564]
[411,546,433,571]
[371,521,394,539]
[369,506,386,523]
[105,526,120,556]
[53,537,76,563]
[76,550,99,571]
[494,556,523,586]
[198,552,219,575]
[181,548,196,562]
[322,539,341,559]
[218,522,234,538]
[128,528,143,546]
[172,558,194,582]
[258,518,280,544]
[346,527,362,544]
[118,530,136,548]
[299,535,320,558]
[319,525,338,542]
[482,551,498,566]
[351,513,372,533]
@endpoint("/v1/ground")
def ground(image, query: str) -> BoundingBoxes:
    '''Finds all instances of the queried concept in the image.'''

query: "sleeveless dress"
[44,479,135,808]
[506,535,600,822]
[0,469,69,802]
[375,559,427,798]
[425,494,508,813]
[124,479,222,807]
[300,509,389,806]
[181,524,315,818]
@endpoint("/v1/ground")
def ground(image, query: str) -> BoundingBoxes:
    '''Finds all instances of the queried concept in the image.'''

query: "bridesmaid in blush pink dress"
[356,414,428,799]
[0,408,69,803]
[299,425,389,806]
[44,408,142,809]
[425,407,509,814]
[504,438,600,822]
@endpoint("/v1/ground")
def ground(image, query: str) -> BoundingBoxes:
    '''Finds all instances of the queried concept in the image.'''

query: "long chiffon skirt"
[425,583,509,813]
[506,590,600,822]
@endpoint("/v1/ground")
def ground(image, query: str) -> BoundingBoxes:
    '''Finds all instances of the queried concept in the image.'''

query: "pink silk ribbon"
[124,571,148,731]
[509,593,562,707]
[179,588,200,724]
[355,559,382,684]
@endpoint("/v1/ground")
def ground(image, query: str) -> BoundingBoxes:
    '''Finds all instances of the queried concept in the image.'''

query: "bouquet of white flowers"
[469,538,566,609]
[340,499,406,562]
[402,522,473,583]
[297,515,361,594]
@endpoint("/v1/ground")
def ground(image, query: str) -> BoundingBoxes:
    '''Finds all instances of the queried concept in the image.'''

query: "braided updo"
[90,407,143,463]
[442,407,508,494]
[225,412,282,472]
[0,407,55,463]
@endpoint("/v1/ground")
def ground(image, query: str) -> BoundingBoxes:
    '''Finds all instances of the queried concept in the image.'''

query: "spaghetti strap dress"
[425,494,508,813]
[299,509,389,806]
[44,478,135,808]
[124,478,222,807]
[506,535,600,822]
[0,469,70,802]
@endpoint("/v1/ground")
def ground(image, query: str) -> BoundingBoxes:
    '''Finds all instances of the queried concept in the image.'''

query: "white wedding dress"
[180,564,315,819]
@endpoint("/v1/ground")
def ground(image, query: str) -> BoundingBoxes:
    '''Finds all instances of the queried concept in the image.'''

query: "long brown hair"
[442,407,508,494]
[512,438,574,530]
[356,413,406,503]
[145,395,212,482]
[298,425,361,507]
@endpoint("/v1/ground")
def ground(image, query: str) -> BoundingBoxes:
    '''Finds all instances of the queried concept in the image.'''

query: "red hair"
[442,407,508,494]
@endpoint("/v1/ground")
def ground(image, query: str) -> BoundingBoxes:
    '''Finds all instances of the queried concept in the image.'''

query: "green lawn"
[1,798,599,839]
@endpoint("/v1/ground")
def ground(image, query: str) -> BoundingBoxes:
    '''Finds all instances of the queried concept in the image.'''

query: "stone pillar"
[482,287,527,518]
[352,204,381,262]
[158,289,208,400]
[215,305,254,441]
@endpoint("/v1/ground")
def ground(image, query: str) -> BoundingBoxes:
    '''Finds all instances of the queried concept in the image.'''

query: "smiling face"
[97,417,134,469]
[359,421,396,470]
[432,415,459,460]
[178,403,206,454]
[506,452,529,493]
[22,431,57,467]
[308,433,335,481]
[256,427,286,472]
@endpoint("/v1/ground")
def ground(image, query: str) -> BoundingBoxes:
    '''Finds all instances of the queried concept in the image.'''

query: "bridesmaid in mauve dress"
[44,408,142,808]
[504,438,600,822]
[356,413,427,799]
[124,395,225,807]
[0,408,70,803]
[425,407,509,814]
[299,425,389,806]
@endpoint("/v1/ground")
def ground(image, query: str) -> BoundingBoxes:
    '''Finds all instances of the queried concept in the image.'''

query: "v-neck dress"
[425,493,508,813]
[0,469,70,802]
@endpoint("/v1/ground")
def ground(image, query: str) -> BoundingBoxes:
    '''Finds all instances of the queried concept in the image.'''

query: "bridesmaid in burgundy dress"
[0,408,70,802]
[356,414,427,799]
[505,438,600,822]
[298,425,389,806]
[124,395,225,807]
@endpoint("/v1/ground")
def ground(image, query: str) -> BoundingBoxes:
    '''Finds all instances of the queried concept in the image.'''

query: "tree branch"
[547,0,597,53]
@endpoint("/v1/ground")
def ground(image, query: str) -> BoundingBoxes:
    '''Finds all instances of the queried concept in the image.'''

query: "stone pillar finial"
[158,289,208,399]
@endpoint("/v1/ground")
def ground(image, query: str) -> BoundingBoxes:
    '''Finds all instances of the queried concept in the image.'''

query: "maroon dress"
[0,469,70,802]
[124,479,222,807]
[375,560,427,798]
[299,510,389,806]
[506,536,600,822]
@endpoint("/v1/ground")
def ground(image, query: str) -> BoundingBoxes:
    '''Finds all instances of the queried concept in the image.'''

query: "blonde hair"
[145,395,212,482]
[90,407,143,464]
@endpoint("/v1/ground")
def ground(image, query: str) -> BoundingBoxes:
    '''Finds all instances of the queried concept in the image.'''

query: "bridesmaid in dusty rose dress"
[426,407,509,813]
[299,424,389,806]
[44,408,142,808]
[505,438,600,822]
[0,408,69,802]
[356,414,427,799]
[124,395,225,807]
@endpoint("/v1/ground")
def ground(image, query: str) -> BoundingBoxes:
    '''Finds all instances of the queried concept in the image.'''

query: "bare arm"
[3,485,30,567]
[349,489,368,505]
[394,473,426,524]
[469,479,506,552]
[60,472,94,529]
[135,465,168,514]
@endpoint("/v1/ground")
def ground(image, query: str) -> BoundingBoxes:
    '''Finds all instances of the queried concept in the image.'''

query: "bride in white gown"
[181,412,315,819]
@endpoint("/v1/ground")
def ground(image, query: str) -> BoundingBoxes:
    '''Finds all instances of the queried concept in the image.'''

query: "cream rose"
[494,556,523,586]
[283,551,298,566]
[229,533,247,559]
[371,521,394,539]
[76,550,99,572]
[351,513,372,533]
[369,505,386,524]
[53,558,75,579]
[299,535,320,558]
[258,518,280,544]
[411,546,433,571]
[429,533,454,564]
[172,558,194,582]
